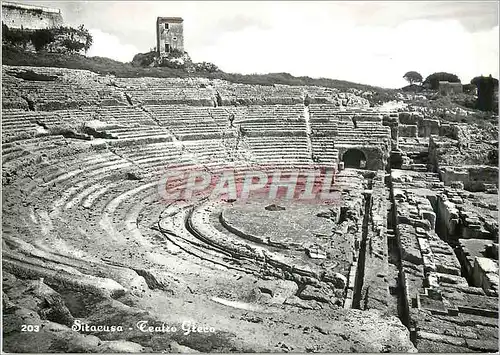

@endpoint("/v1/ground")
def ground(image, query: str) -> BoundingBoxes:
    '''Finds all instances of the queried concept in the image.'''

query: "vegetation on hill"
[2,24,93,54]
[423,72,461,89]
[131,49,221,73]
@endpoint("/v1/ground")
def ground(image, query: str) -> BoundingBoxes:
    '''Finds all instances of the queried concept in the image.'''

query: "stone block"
[466,338,499,352]
[472,257,499,293]
[421,210,436,230]
[399,112,418,125]
[418,331,467,347]
[398,124,418,137]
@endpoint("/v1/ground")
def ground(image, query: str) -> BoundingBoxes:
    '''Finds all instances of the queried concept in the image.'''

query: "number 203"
[21,325,40,332]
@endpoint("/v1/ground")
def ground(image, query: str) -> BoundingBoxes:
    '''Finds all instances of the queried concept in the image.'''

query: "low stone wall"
[439,165,498,191]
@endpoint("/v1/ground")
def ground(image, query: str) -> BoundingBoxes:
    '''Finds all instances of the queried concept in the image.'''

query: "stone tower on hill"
[156,17,184,57]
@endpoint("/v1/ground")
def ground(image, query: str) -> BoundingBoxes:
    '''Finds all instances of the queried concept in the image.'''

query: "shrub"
[61,38,85,53]
[2,24,31,48]
[131,51,156,67]
[194,61,219,73]
[158,57,183,69]
[31,29,55,51]
[423,72,461,90]
[2,24,92,53]
[157,51,192,69]
[167,48,184,58]
[76,24,93,53]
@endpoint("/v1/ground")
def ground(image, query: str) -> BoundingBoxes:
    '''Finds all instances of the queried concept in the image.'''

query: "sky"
[14,1,500,88]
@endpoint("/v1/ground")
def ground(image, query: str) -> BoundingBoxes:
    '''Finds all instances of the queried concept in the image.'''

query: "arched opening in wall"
[342,149,367,169]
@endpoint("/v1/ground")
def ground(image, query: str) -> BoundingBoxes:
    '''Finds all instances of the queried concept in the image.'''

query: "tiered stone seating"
[3,133,66,152]
[103,126,173,142]
[310,106,389,139]
[2,143,31,165]
[302,85,340,103]
[5,81,95,109]
[335,126,390,144]
[311,138,339,164]
[310,105,382,121]
[2,66,128,110]
[3,146,133,224]
[114,142,190,173]
[235,105,306,137]
[2,78,29,110]
[310,104,349,120]
[309,106,392,169]
[216,82,304,105]
[144,105,229,140]
[2,136,69,174]
[1,109,42,142]
[89,106,158,126]
[309,107,390,169]
[114,77,211,90]
[180,139,241,164]
[244,136,312,163]
[125,88,216,106]
[114,78,370,107]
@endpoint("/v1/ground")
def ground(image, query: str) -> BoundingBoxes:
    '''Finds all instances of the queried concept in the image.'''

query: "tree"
[423,72,461,90]
[2,23,30,48]
[75,24,93,53]
[31,29,55,51]
[471,75,499,112]
[403,71,423,85]
[61,38,85,53]
[471,75,499,88]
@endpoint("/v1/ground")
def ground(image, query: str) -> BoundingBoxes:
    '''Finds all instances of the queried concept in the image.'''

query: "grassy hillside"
[2,45,398,100]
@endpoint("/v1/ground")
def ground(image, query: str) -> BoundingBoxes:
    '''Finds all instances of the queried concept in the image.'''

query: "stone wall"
[2,2,63,30]
[337,145,387,171]
[438,81,463,96]
[398,112,440,138]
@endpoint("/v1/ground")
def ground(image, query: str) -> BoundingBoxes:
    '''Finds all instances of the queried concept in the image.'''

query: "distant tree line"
[403,70,498,112]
